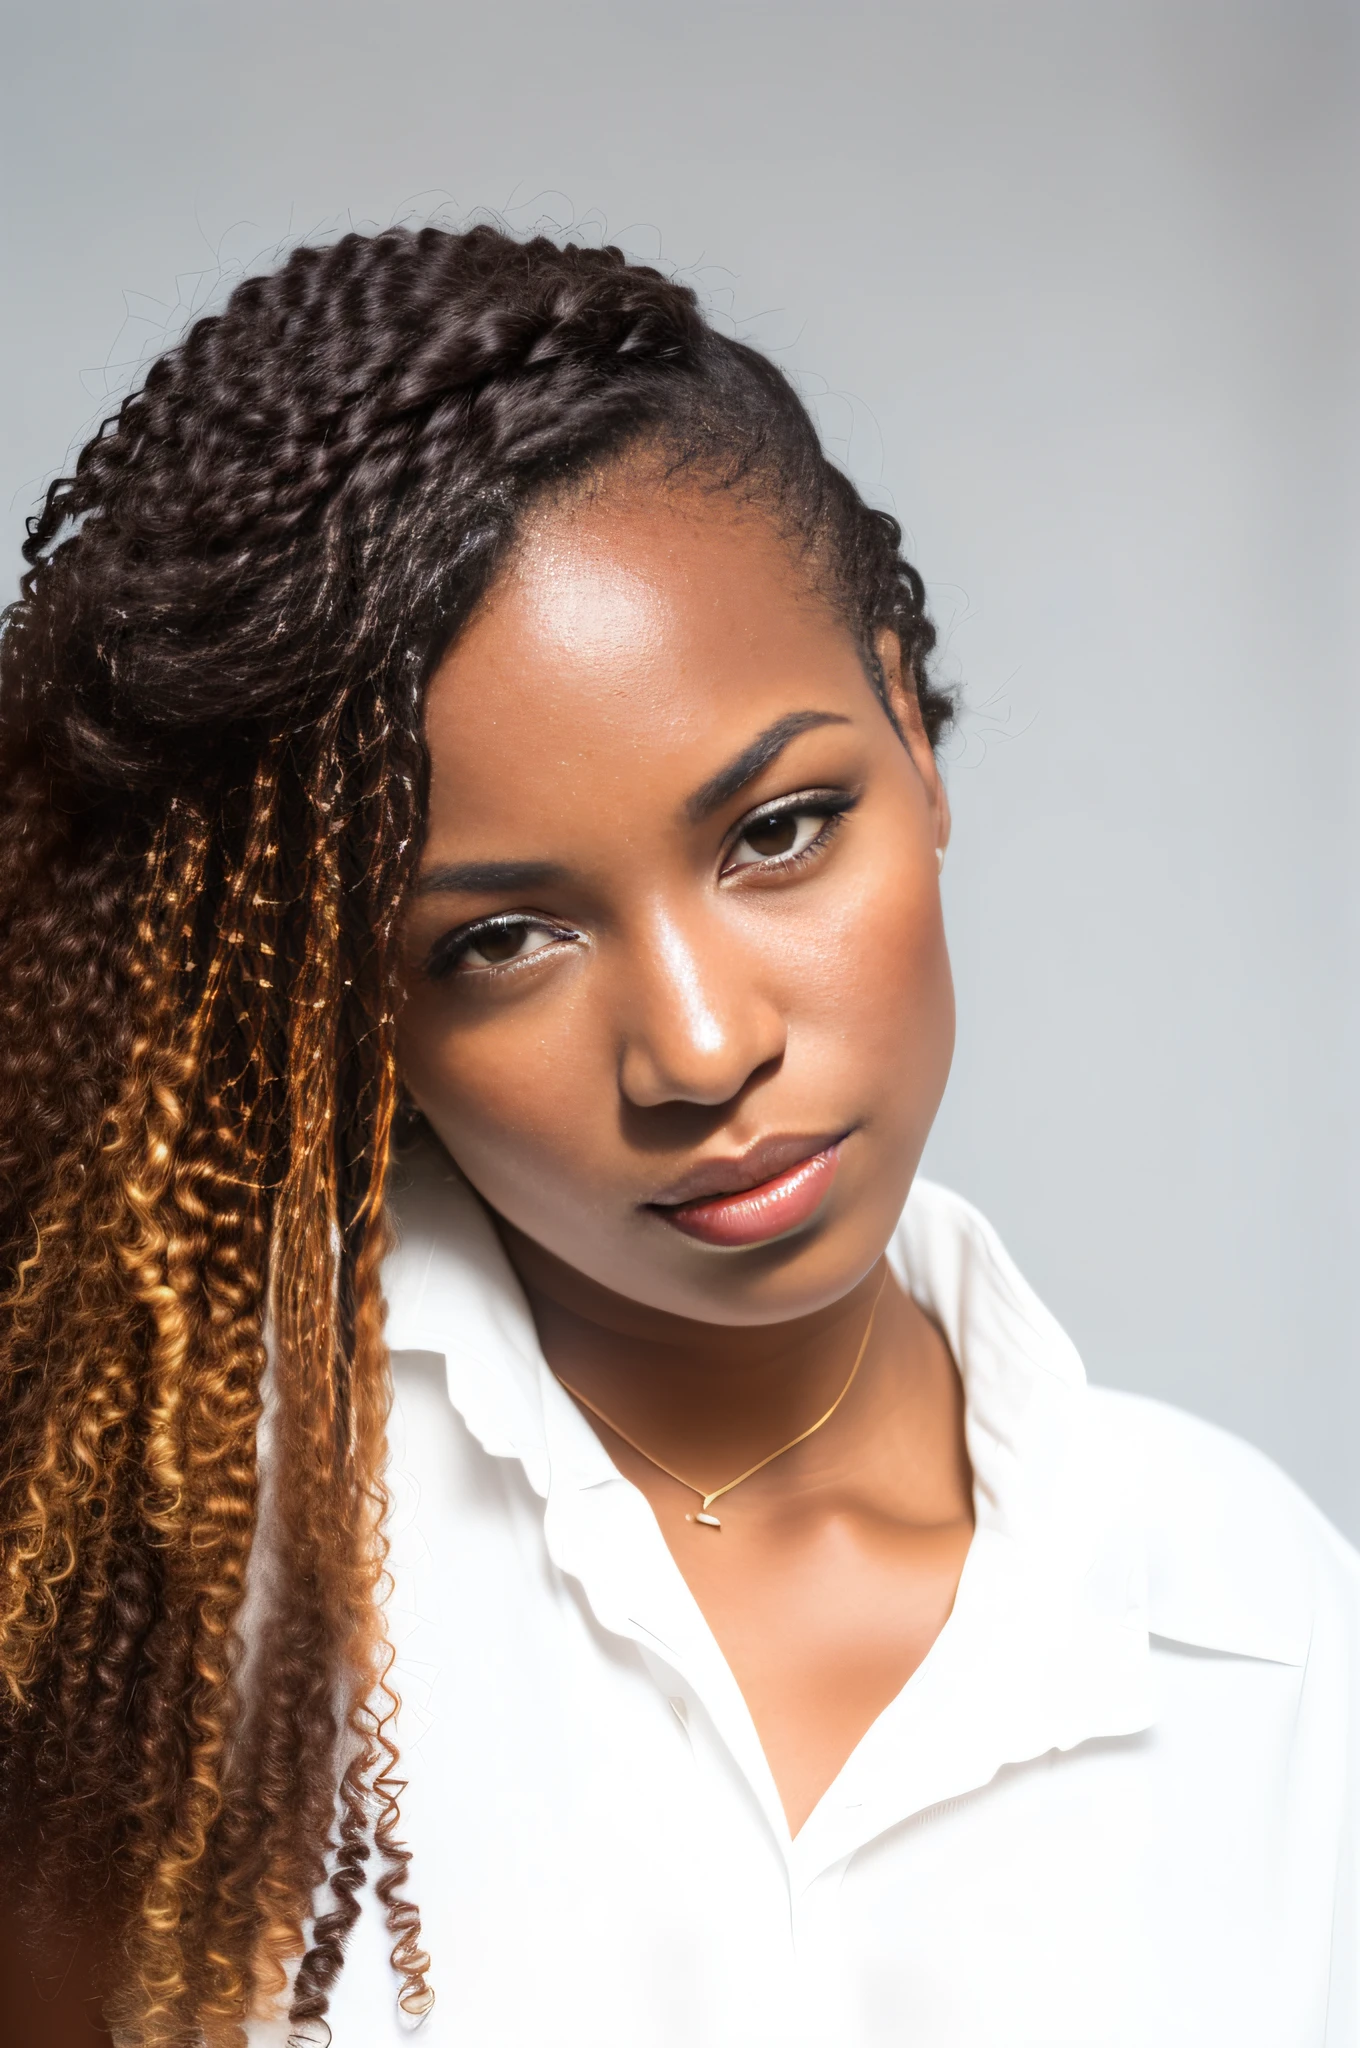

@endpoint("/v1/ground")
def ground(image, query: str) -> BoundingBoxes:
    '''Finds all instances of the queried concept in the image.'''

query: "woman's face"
[399,471,953,1327]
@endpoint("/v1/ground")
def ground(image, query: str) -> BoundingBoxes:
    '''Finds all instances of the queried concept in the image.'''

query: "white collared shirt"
[253,1142,1360,2047]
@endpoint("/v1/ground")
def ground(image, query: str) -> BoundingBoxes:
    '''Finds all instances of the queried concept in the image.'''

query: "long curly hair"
[0,222,948,2043]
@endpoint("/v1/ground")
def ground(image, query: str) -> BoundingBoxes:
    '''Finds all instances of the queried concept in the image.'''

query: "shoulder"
[1089,1385,1360,1664]
[902,1178,1360,1669]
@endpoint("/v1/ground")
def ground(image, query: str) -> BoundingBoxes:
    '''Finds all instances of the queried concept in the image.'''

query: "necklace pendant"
[694,1511,722,1529]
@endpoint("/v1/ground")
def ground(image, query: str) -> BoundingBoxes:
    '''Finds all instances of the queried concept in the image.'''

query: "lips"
[647,1137,845,1249]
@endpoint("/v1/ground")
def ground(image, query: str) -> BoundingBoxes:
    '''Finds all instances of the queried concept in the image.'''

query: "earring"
[935,846,946,874]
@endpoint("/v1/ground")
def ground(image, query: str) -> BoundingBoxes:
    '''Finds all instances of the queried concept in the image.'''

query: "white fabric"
[253,1140,1360,2046]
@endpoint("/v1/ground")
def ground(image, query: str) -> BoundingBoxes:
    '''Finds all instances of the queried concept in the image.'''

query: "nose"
[616,905,787,1110]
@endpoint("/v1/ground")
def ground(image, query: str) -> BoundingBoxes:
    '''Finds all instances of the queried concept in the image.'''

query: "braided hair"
[0,224,947,2043]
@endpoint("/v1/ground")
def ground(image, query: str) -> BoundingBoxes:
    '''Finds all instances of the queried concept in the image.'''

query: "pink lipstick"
[650,1140,843,1249]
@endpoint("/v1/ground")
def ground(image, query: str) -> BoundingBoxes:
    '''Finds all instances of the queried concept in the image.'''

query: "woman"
[0,225,1355,2048]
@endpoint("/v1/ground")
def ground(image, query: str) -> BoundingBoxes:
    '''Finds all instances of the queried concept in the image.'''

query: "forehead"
[423,478,870,832]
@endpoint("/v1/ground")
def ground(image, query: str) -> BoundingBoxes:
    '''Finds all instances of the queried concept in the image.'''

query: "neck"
[495,1222,968,1520]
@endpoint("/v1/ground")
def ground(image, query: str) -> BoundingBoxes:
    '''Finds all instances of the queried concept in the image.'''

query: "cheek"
[778,852,954,1091]
[399,979,617,1209]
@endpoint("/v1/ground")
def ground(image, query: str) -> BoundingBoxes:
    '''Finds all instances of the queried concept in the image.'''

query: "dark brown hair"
[0,223,947,2042]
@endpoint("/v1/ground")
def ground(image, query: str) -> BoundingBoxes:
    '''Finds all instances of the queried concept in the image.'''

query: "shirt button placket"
[788,1858,852,2048]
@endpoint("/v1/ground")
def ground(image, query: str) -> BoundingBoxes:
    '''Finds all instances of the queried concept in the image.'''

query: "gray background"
[4,1,1355,1535]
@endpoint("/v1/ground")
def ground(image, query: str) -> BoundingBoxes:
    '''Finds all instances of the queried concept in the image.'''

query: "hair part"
[0,222,949,2041]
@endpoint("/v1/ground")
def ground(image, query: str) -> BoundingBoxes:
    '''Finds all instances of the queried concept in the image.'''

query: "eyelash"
[426,788,859,981]
[424,914,579,981]
[719,790,856,880]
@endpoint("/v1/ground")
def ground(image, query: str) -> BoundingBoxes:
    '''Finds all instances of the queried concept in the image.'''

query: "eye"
[722,794,854,876]
[428,916,576,979]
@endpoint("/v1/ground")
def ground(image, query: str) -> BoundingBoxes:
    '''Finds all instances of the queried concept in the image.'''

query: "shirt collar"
[383,1141,556,1492]
[382,1142,1166,1854]
[810,1177,1156,1873]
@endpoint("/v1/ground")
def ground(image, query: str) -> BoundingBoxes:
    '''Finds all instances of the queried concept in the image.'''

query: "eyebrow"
[684,710,853,823]
[413,858,570,897]
[413,710,854,895]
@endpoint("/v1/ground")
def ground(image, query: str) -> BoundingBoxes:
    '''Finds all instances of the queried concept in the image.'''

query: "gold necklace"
[551,1271,888,1530]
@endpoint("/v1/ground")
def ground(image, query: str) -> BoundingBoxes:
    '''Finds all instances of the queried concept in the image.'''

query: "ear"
[875,627,951,859]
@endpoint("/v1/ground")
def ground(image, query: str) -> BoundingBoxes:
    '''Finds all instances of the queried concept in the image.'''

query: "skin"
[399,464,974,1836]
